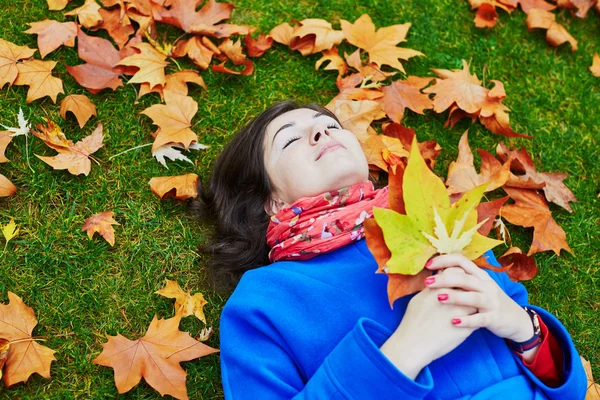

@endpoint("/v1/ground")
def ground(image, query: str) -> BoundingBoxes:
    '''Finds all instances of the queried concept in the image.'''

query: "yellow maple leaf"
[373,136,503,275]
[156,279,208,324]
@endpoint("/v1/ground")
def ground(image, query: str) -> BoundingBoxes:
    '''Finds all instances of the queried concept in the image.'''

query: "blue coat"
[219,239,587,399]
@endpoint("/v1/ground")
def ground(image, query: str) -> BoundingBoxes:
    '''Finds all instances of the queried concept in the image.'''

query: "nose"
[309,124,332,146]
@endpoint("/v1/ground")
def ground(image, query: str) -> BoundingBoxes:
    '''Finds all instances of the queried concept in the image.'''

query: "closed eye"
[327,123,339,129]
[283,136,301,149]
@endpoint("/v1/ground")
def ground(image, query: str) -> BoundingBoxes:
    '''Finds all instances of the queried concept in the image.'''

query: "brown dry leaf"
[47,0,70,10]
[315,47,348,77]
[382,123,442,171]
[476,196,509,236]
[13,59,64,103]
[0,39,37,88]
[445,131,511,195]
[270,22,298,46]
[82,211,119,246]
[171,36,214,69]
[141,92,199,151]
[93,313,219,400]
[496,247,538,281]
[591,54,600,77]
[361,129,408,172]
[345,49,396,82]
[0,338,8,380]
[215,37,249,65]
[501,187,572,256]
[379,76,434,123]
[139,70,207,101]
[496,142,577,212]
[325,99,386,141]
[0,292,56,387]
[0,175,17,197]
[64,0,104,29]
[289,18,345,55]
[60,94,97,128]
[92,6,135,49]
[117,42,169,89]
[0,132,13,162]
[66,29,125,93]
[557,0,597,18]
[24,20,77,58]
[582,356,600,399]
[149,173,199,200]
[468,0,518,27]
[330,73,384,103]
[156,279,208,323]
[526,8,578,51]
[156,0,253,38]
[245,33,273,57]
[518,0,557,13]
[34,122,104,176]
[341,14,423,73]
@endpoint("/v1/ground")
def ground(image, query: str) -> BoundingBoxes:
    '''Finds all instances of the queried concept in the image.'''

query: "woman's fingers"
[424,270,482,293]
[435,288,490,310]
[450,312,490,329]
[426,254,489,280]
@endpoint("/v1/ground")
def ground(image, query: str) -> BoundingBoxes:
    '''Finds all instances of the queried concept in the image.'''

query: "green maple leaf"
[373,136,503,275]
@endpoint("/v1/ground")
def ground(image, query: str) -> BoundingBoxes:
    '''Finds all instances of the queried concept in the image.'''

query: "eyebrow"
[271,112,328,145]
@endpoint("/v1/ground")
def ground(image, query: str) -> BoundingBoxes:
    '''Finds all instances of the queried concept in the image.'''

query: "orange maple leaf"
[244,33,273,57]
[330,73,384,103]
[149,173,199,200]
[93,313,219,400]
[0,292,57,387]
[156,279,208,323]
[340,14,423,73]
[138,70,207,101]
[0,39,37,88]
[315,47,348,77]
[141,92,199,151]
[13,59,64,103]
[81,211,120,246]
[325,99,385,141]
[33,122,104,175]
[24,20,77,59]
[591,53,600,77]
[0,174,17,197]
[289,18,345,56]
[445,131,511,195]
[172,36,214,69]
[379,76,434,123]
[60,94,97,128]
[117,42,169,89]
[93,6,135,49]
[526,8,578,51]
[64,0,103,29]
[501,187,572,256]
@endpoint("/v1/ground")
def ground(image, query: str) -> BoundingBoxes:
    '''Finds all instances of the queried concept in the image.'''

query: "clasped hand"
[424,254,533,343]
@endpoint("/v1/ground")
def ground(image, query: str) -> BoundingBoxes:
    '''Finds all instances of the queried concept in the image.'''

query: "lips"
[316,141,346,161]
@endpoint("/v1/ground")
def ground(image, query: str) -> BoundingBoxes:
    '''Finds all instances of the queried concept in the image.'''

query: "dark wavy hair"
[190,100,344,293]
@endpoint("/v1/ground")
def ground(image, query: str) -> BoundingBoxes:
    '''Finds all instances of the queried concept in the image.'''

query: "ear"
[264,195,288,216]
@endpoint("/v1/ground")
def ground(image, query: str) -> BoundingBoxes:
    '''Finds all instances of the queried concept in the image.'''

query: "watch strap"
[507,307,543,354]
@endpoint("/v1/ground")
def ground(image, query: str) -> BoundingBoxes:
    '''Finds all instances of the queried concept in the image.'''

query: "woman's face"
[263,108,369,214]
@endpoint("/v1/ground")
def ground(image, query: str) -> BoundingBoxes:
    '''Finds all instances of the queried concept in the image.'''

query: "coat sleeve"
[220,297,434,400]
[484,250,588,400]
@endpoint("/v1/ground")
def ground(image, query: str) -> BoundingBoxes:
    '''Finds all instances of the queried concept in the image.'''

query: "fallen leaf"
[0,39,37,88]
[24,20,77,58]
[0,175,17,197]
[171,36,214,69]
[66,29,125,93]
[64,0,103,29]
[92,6,135,49]
[93,313,219,400]
[0,292,56,387]
[2,218,19,243]
[0,338,8,380]
[0,107,30,162]
[116,42,169,89]
[581,355,600,400]
[591,54,600,77]
[496,246,538,281]
[289,18,344,55]
[330,73,384,103]
[477,196,509,236]
[344,49,396,82]
[556,0,597,18]
[326,99,386,141]
[141,92,199,151]
[47,0,69,10]
[81,211,119,246]
[245,33,273,57]
[139,70,207,101]
[149,173,199,200]
[518,0,557,13]
[501,187,572,256]
[33,122,104,175]
[445,131,511,195]
[341,14,423,73]
[156,279,208,323]
[382,123,442,170]
[152,142,209,168]
[13,59,64,103]
[379,76,434,123]
[526,8,578,51]
[60,94,97,128]
[315,47,348,77]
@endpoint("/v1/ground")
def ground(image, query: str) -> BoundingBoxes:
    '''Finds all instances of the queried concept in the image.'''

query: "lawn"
[0,0,599,398]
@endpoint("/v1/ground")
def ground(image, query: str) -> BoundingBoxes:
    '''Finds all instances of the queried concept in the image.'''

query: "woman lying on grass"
[192,100,587,399]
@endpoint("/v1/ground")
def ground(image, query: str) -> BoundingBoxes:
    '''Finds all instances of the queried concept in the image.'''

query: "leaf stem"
[166,341,200,359]
[108,143,152,160]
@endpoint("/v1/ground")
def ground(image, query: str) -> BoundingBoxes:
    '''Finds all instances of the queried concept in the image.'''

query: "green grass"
[0,0,599,398]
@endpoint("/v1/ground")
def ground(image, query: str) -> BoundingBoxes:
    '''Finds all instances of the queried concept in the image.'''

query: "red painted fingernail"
[425,260,433,268]
[424,277,435,285]
[452,318,461,325]
[438,293,448,301]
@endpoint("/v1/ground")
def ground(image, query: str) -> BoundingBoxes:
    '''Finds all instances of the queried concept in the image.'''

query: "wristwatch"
[507,306,543,354]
